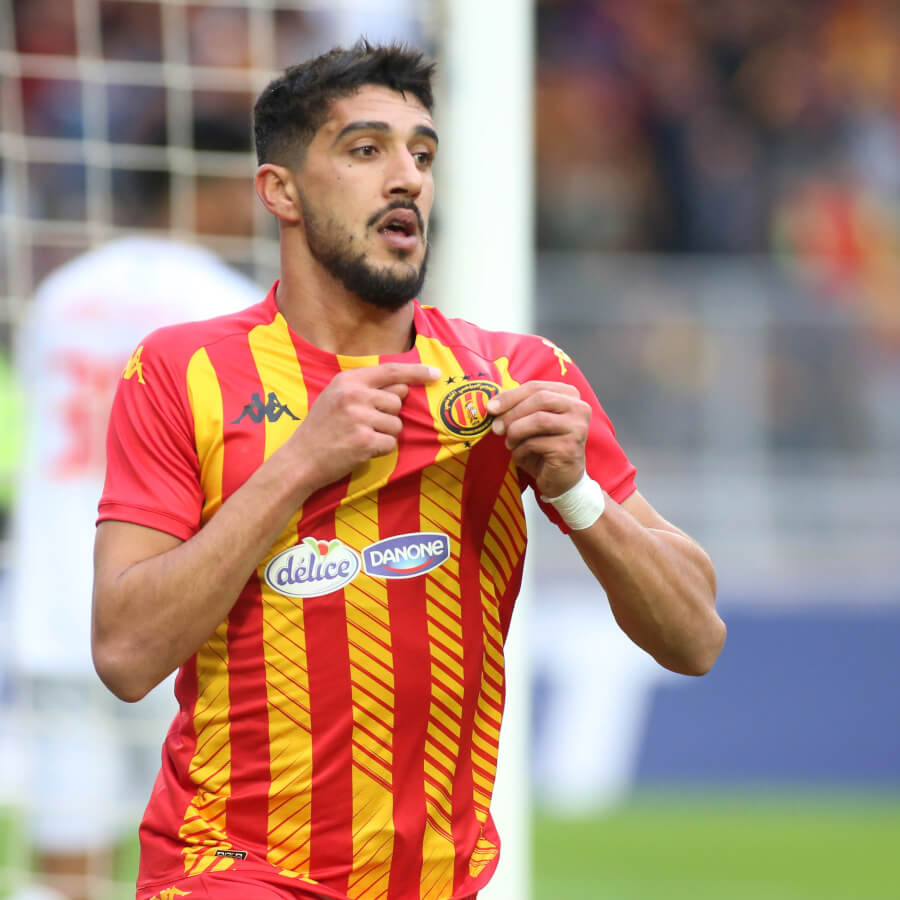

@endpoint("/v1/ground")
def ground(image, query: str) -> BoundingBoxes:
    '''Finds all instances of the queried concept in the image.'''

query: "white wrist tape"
[541,471,606,530]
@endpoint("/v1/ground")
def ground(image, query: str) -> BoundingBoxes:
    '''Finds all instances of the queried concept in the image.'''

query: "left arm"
[568,490,722,675]
[487,381,725,676]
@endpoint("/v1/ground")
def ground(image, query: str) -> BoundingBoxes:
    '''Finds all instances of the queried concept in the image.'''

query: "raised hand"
[486,380,591,498]
[289,362,440,488]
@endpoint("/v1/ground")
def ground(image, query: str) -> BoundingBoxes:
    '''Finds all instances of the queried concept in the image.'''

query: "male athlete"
[92,41,725,900]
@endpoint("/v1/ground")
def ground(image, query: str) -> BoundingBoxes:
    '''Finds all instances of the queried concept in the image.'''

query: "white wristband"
[541,471,606,530]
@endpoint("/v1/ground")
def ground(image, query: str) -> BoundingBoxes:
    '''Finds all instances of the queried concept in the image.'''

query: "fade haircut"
[253,39,436,166]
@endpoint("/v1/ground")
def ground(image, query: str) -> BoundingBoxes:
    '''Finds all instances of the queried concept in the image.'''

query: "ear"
[254,164,302,224]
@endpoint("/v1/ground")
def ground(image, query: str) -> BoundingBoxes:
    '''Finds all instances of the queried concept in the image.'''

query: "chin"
[382,245,420,264]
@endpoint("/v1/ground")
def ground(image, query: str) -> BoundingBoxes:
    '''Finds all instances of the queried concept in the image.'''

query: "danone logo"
[439,380,501,438]
[363,532,450,579]
[265,537,360,598]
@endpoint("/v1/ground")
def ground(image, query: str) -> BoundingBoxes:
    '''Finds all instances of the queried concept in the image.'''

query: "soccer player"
[92,40,725,900]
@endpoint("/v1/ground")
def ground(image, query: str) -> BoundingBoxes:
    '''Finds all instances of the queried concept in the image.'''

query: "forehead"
[318,84,435,141]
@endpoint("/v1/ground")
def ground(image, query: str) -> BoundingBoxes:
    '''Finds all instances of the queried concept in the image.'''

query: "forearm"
[93,449,315,700]
[569,497,725,675]
[485,376,724,673]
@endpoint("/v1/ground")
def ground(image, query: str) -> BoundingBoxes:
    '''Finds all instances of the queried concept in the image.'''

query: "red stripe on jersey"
[302,518,353,894]
[224,580,271,839]
[385,532,432,899]
[426,347,513,895]
[137,655,200,885]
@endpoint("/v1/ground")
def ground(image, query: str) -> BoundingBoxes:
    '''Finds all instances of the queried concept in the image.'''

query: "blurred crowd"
[536,0,900,345]
[537,0,900,251]
[8,1,899,282]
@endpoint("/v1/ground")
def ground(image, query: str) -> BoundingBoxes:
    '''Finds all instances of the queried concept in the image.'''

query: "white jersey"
[10,237,264,677]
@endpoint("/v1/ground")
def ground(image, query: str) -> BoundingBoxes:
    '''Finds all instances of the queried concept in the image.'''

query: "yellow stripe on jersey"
[418,336,498,462]
[493,356,518,393]
[250,316,309,466]
[335,354,399,899]
[186,348,227,525]
[418,461,466,900]
[336,353,402,504]
[416,338,472,900]
[178,617,235,876]
[180,349,235,875]
[246,315,317,875]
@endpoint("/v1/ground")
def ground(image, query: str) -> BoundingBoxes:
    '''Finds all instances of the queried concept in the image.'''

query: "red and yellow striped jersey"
[99,284,636,900]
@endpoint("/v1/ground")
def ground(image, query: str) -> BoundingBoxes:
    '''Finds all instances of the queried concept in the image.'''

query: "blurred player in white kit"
[7,139,264,900]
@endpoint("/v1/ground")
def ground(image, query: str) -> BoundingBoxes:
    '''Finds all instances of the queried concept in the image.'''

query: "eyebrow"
[333,120,439,146]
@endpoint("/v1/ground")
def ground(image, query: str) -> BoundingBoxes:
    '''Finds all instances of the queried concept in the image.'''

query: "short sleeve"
[510,336,637,533]
[97,331,204,540]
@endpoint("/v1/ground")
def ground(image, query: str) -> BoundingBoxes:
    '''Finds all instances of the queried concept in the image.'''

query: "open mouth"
[376,208,420,252]
[378,209,418,238]
[382,222,412,236]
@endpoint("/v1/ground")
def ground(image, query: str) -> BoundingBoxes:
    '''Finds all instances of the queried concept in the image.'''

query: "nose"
[385,148,425,198]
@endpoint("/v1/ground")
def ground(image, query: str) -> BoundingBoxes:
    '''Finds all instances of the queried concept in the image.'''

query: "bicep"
[621,490,692,540]
[93,520,183,598]
[620,490,717,590]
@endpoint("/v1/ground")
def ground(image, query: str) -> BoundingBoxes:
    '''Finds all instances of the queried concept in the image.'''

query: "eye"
[350,144,378,159]
[412,150,435,169]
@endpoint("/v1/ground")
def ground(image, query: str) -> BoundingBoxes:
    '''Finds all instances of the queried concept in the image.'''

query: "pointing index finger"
[361,363,442,387]
[485,385,527,416]
[486,381,579,416]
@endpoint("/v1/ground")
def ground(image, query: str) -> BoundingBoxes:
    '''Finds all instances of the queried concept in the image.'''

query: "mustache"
[366,200,425,235]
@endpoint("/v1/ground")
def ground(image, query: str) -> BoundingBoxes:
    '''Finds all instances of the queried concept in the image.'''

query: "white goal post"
[433,2,535,899]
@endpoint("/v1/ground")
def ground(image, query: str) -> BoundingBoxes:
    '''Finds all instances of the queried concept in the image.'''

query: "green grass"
[533,788,900,900]
[5,789,900,899]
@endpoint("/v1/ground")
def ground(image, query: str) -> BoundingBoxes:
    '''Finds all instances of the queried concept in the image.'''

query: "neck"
[275,238,416,356]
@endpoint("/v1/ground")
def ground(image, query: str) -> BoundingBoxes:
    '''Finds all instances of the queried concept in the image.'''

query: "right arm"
[92,362,440,701]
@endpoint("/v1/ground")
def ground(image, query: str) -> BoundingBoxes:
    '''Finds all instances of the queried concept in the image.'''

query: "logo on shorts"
[363,532,450,579]
[439,380,500,438]
[214,849,248,860]
[264,537,360,598]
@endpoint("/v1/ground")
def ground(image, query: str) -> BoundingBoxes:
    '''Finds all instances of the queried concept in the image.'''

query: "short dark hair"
[253,39,436,166]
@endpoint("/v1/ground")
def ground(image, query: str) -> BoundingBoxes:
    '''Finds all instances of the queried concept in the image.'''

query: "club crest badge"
[439,380,500,438]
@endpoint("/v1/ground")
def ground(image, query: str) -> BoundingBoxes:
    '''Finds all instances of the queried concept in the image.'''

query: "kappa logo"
[265,537,360,598]
[232,391,300,424]
[363,532,450,579]
[122,345,146,384]
[541,338,572,375]
[147,888,191,900]
[439,379,500,438]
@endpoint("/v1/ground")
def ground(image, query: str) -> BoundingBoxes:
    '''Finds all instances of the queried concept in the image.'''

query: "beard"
[300,197,428,312]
